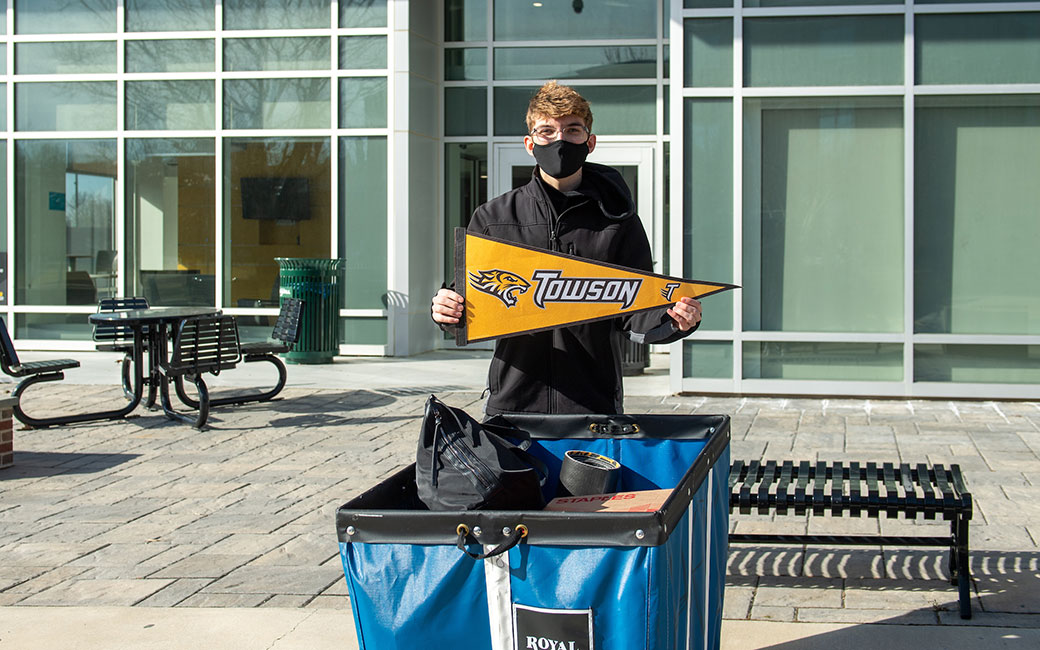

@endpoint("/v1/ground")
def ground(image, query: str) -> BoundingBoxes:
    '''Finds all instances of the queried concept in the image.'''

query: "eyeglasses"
[529,124,590,145]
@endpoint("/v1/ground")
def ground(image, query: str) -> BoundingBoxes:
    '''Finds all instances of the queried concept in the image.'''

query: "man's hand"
[667,297,702,332]
[431,288,464,325]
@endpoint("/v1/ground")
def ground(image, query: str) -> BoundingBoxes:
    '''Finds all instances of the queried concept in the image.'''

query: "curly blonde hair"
[525,81,593,132]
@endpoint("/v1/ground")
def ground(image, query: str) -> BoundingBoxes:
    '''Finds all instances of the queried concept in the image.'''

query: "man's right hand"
[431,288,464,325]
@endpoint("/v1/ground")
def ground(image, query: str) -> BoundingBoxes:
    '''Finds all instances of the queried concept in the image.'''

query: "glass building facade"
[5,0,390,350]
[5,1,1039,400]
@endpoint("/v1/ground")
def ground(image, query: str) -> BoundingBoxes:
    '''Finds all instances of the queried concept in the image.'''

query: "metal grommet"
[516,524,529,538]
[456,523,470,537]
[631,424,640,433]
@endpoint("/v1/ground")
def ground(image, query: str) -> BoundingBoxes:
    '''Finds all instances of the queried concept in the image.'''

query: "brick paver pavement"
[1,382,1038,632]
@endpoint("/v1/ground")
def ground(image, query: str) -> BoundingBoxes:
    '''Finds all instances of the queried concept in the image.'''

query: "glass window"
[683,341,733,379]
[684,99,733,331]
[15,42,116,75]
[126,0,215,31]
[915,345,1040,384]
[0,143,5,305]
[341,0,387,28]
[224,37,331,72]
[917,0,1036,3]
[126,81,216,130]
[339,78,387,128]
[126,139,216,307]
[495,0,654,41]
[916,14,1040,86]
[445,0,485,42]
[0,45,5,74]
[339,36,387,70]
[339,317,388,345]
[915,96,1040,336]
[685,0,730,7]
[684,19,731,88]
[445,48,486,81]
[744,16,902,87]
[340,137,387,310]
[224,78,331,130]
[15,139,117,309]
[15,0,115,34]
[744,342,903,381]
[16,314,93,341]
[494,85,656,136]
[444,143,487,279]
[743,97,904,333]
[16,82,116,131]
[494,46,656,81]
[223,0,330,29]
[0,84,6,131]
[744,0,900,5]
[445,87,486,136]
[126,39,215,73]
[224,138,331,309]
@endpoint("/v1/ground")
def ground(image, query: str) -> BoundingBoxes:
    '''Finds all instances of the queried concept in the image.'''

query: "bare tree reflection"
[125,0,214,32]
[14,0,114,34]
[224,37,331,72]
[224,78,331,130]
[223,0,331,30]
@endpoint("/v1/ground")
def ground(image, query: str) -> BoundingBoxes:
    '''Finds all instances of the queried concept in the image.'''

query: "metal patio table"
[88,306,222,411]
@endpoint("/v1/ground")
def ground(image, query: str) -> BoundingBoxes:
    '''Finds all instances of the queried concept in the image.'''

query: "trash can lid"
[275,258,344,270]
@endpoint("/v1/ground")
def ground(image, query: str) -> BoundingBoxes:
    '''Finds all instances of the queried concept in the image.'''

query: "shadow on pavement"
[0,451,141,480]
[729,546,1040,623]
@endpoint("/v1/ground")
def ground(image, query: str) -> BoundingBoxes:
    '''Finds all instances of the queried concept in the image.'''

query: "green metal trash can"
[276,258,343,364]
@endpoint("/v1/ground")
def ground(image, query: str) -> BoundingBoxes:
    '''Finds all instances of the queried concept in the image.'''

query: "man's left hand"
[667,297,702,332]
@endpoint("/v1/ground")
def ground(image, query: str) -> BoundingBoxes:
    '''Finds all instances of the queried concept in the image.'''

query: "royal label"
[513,604,593,650]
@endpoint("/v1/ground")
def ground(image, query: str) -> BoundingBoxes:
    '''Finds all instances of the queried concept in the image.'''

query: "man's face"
[524,114,596,156]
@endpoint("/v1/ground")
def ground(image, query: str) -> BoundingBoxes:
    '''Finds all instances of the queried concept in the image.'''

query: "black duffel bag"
[416,395,546,511]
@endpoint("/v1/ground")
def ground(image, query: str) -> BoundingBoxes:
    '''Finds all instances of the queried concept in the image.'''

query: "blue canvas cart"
[336,412,730,650]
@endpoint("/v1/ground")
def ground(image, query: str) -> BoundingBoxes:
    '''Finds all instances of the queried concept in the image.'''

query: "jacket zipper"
[435,413,498,494]
[536,180,588,412]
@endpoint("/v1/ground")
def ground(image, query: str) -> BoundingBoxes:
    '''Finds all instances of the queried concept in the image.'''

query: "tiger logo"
[468,269,531,308]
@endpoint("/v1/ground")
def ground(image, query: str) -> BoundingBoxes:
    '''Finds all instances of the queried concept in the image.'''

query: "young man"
[432,81,702,415]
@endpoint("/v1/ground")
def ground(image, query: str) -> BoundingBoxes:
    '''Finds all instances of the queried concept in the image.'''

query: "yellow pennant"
[454,229,739,345]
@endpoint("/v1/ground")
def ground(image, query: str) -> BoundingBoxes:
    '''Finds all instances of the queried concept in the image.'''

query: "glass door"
[492,142,659,271]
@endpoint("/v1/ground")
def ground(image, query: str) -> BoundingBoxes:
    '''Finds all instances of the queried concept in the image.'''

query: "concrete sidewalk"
[1,350,1038,648]
[3,609,1040,649]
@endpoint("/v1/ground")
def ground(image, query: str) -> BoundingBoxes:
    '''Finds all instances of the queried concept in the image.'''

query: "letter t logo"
[660,283,681,301]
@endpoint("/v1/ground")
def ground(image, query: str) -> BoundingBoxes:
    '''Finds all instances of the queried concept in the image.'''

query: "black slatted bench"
[173,297,303,409]
[93,296,151,401]
[158,315,242,429]
[1,317,142,428]
[728,459,973,619]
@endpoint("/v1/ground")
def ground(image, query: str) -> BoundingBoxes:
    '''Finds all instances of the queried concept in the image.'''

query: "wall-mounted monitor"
[240,176,310,221]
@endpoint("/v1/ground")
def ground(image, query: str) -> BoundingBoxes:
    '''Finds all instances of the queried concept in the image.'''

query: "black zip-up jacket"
[455,163,695,415]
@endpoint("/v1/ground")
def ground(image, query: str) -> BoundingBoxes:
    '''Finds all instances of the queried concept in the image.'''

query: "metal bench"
[728,459,973,619]
[158,315,242,429]
[174,297,303,409]
[0,317,143,428]
[93,297,150,400]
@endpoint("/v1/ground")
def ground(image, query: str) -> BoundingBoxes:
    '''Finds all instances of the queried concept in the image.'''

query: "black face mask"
[532,139,589,180]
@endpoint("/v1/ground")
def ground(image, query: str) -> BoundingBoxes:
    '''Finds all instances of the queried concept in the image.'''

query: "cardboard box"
[544,489,673,513]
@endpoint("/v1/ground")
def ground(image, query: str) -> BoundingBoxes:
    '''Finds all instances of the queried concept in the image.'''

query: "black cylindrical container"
[557,450,621,497]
